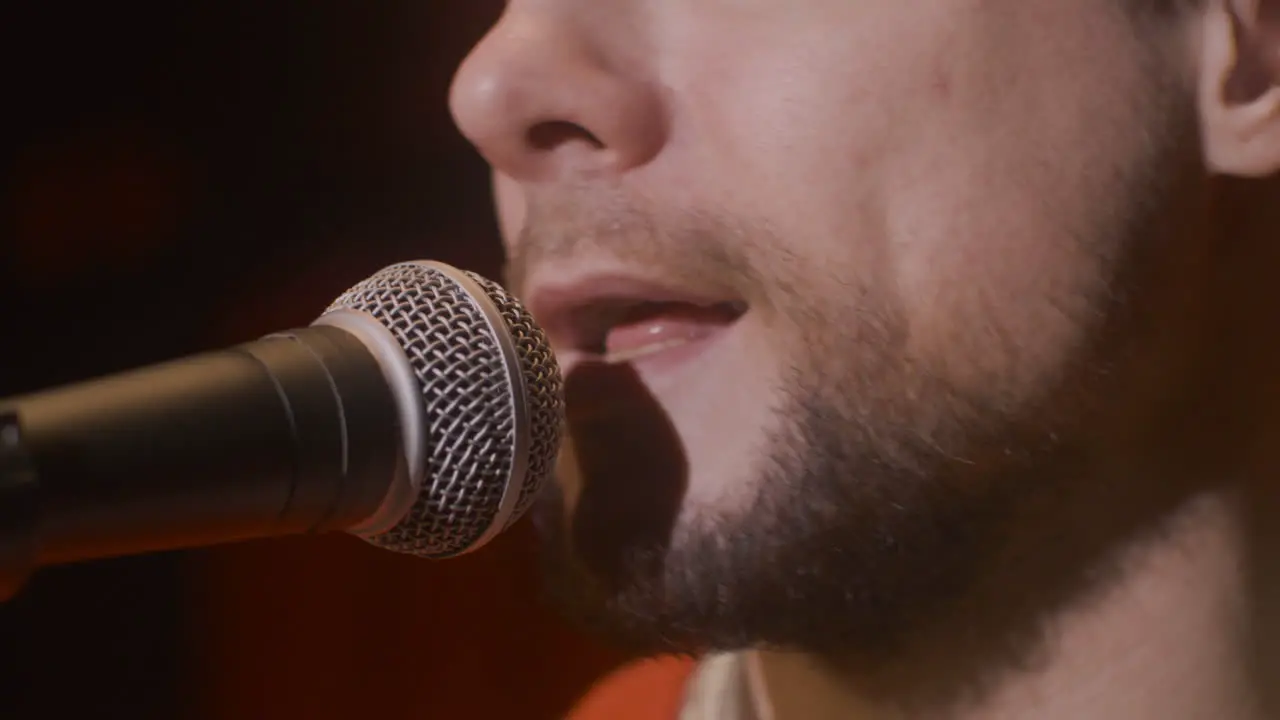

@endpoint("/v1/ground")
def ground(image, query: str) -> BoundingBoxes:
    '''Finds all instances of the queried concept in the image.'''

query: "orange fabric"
[567,656,698,720]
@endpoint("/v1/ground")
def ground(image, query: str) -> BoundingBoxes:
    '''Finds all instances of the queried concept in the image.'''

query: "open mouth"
[529,279,748,371]
[594,299,745,364]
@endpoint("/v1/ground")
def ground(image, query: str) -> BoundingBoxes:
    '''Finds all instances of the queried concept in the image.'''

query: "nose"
[448,8,669,183]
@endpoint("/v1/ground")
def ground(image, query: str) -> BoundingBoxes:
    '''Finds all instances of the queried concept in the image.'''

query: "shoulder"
[566,655,700,720]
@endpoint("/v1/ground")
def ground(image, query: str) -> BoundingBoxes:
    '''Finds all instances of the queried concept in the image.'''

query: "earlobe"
[1201,0,1280,177]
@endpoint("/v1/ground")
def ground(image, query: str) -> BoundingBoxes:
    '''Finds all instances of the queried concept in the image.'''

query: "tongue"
[604,302,738,362]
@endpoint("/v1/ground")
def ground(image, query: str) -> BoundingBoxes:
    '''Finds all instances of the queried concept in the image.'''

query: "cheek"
[671,8,904,209]
[657,0,1180,405]
[880,108,1123,395]
[881,19,1175,396]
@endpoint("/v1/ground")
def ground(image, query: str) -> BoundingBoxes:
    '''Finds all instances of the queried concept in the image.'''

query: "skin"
[448,0,1280,717]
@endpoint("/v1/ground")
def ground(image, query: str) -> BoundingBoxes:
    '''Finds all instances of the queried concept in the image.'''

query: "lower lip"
[603,317,736,378]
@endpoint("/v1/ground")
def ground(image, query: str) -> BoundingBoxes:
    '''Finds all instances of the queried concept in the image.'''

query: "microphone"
[0,260,564,599]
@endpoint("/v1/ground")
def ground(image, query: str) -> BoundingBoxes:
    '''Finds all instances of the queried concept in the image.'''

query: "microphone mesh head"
[324,261,563,558]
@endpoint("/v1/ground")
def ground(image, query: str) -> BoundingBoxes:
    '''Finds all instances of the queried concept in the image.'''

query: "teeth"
[603,337,692,365]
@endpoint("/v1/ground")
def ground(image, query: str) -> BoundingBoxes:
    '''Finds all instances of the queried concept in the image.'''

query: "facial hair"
[513,90,1210,709]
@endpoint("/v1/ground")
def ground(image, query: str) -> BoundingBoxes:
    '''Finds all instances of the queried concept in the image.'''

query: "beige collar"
[678,651,883,720]
[677,653,758,720]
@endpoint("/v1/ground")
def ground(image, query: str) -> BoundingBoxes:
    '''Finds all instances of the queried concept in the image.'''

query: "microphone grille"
[460,271,564,532]
[325,261,563,558]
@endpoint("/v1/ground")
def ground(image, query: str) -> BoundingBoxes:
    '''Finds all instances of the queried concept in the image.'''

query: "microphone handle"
[0,324,405,594]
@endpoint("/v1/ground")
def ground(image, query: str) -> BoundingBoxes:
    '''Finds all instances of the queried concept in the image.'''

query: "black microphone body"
[2,325,400,570]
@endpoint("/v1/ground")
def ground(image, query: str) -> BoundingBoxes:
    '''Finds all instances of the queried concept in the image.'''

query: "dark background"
[1,3,622,717]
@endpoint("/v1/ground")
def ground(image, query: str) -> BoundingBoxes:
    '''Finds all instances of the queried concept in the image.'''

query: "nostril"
[527,120,605,151]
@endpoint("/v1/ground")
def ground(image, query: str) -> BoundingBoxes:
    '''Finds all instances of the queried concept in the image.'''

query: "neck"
[753,485,1267,720]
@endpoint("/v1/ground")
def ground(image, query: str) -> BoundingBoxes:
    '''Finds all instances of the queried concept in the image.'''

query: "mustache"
[502,189,766,299]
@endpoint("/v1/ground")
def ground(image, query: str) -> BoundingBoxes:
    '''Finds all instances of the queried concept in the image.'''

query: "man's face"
[449,0,1211,659]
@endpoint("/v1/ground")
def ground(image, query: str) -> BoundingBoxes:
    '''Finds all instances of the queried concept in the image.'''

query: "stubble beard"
[533,301,1097,665]
[533,249,1208,710]
[522,81,1208,710]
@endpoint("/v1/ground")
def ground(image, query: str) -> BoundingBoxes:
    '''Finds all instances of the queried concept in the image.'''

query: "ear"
[1200,0,1280,177]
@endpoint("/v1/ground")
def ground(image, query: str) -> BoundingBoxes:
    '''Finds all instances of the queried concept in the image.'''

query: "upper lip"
[525,272,746,357]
